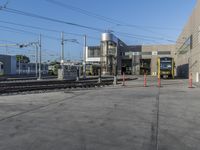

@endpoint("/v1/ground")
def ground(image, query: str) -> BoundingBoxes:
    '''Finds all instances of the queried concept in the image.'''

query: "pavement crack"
[150,88,160,150]
[0,92,89,122]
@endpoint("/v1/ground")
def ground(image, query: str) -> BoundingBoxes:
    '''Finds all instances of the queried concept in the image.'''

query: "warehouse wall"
[175,0,200,81]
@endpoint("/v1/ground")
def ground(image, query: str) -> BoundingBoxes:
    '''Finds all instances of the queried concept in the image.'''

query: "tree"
[48,61,60,75]
[16,55,30,63]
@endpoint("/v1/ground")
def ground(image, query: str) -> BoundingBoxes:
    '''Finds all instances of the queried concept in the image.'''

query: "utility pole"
[61,32,64,67]
[83,35,87,79]
[38,34,42,80]
[35,44,38,78]
[61,32,65,79]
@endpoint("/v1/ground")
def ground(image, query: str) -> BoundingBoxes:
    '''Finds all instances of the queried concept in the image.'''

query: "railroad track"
[0,78,114,94]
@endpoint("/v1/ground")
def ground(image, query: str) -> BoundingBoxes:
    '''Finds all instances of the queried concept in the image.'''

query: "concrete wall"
[175,0,200,81]
[0,55,12,75]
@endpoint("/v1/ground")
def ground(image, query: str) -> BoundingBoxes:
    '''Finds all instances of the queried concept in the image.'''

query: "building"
[0,54,16,75]
[175,0,200,82]
[89,1,199,78]
[86,46,101,64]
[0,54,48,76]
[86,33,175,76]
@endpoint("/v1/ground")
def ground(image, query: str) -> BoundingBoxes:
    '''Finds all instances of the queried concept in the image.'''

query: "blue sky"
[0,0,197,62]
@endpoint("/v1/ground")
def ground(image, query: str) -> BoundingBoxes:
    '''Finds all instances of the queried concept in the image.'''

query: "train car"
[157,57,175,79]
[85,64,100,76]
[0,62,4,76]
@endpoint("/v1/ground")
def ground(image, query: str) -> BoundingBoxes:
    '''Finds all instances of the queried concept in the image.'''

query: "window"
[141,52,152,55]
[158,51,171,55]
[88,47,100,57]
[178,35,193,54]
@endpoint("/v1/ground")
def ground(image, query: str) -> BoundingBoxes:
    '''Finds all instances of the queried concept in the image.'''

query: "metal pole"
[38,34,42,80]
[113,46,118,85]
[35,44,38,78]
[83,35,86,79]
[61,32,64,65]
[19,60,20,75]
[61,32,64,79]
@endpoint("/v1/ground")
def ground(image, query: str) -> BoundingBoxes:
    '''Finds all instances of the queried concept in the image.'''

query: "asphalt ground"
[0,77,199,150]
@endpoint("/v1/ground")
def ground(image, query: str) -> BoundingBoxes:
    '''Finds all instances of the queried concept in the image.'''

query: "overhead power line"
[0,19,182,45]
[46,0,183,31]
[1,7,104,32]
[0,20,100,40]
[0,20,60,33]
[0,19,176,43]
[0,22,178,44]
[45,0,181,40]
[45,0,122,25]
[0,6,185,44]
[0,25,61,41]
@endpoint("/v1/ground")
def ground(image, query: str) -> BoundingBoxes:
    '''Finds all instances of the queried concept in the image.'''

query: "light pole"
[35,44,38,77]
[20,41,40,78]
[83,35,87,79]
[60,32,79,79]
[38,34,42,80]
[61,32,64,70]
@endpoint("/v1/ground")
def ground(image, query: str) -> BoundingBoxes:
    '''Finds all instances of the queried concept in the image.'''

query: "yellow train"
[157,57,175,79]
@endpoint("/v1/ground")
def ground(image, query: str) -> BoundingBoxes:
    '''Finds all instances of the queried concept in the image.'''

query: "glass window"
[178,35,193,54]
[158,51,171,55]
[141,52,152,55]
[160,62,172,70]
[88,47,100,57]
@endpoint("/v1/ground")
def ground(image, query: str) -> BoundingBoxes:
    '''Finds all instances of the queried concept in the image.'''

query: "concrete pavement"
[0,78,199,150]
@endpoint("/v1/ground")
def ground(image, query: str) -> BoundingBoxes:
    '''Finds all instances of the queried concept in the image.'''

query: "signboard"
[152,51,158,55]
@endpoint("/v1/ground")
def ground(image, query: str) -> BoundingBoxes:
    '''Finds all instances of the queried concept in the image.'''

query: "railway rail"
[0,78,114,94]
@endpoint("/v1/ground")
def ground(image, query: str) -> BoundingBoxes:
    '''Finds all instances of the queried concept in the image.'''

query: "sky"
[0,0,197,62]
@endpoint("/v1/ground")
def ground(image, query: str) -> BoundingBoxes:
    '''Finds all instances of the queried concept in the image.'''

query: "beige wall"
[175,0,200,81]
[142,45,175,76]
